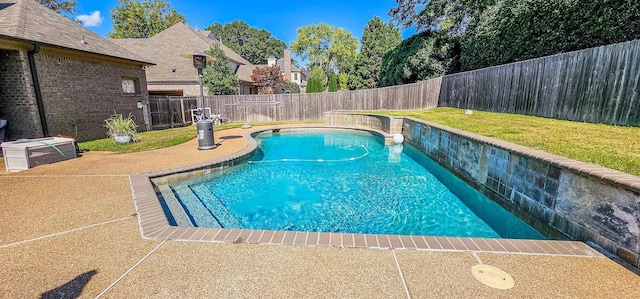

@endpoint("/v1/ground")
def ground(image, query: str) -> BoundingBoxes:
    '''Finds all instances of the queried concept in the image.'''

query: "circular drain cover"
[471,265,515,289]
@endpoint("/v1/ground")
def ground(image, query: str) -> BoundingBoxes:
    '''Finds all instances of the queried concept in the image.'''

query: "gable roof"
[112,22,251,82]
[0,0,151,65]
[236,64,266,83]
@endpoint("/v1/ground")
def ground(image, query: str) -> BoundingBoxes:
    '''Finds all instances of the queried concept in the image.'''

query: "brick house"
[112,22,252,96]
[0,0,153,142]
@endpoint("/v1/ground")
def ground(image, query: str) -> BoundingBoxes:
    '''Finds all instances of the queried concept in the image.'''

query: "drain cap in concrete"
[471,264,515,289]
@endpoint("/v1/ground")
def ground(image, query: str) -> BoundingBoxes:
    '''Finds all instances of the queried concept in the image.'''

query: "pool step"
[189,184,243,229]
[157,184,194,227]
[171,184,222,228]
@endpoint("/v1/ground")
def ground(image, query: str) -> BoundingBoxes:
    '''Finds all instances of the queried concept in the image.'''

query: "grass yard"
[379,108,640,177]
[80,109,640,176]
[79,121,320,154]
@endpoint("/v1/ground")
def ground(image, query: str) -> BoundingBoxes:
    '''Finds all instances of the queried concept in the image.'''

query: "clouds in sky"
[76,11,103,27]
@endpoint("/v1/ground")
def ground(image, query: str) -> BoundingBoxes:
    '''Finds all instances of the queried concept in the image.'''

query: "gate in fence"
[148,96,198,129]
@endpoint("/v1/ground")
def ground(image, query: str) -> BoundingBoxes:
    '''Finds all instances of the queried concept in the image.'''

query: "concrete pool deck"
[1,125,638,298]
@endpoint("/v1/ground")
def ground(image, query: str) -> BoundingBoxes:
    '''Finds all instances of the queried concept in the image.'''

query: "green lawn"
[78,121,320,154]
[378,108,640,176]
[79,109,640,176]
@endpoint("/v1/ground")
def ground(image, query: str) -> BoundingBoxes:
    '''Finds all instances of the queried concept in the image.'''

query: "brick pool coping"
[129,126,601,258]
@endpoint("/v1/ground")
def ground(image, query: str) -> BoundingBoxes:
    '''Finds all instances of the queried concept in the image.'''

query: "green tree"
[461,0,640,71]
[291,23,359,74]
[348,17,402,90]
[310,68,327,89]
[328,73,338,92]
[338,73,348,91]
[203,45,238,95]
[204,21,288,65]
[389,0,496,36]
[108,0,185,38]
[379,31,459,87]
[37,0,76,15]
[283,81,301,94]
[306,68,326,93]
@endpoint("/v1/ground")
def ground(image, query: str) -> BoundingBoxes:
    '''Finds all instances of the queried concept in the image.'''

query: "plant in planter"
[104,112,138,144]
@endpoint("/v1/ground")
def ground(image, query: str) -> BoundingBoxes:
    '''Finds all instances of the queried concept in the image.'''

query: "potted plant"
[104,112,138,144]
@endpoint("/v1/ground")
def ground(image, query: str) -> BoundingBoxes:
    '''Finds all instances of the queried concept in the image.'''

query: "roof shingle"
[0,0,151,64]
[112,22,252,81]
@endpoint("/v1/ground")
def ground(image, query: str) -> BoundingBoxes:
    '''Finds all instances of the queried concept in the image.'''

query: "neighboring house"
[236,50,307,94]
[112,22,251,96]
[0,0,153,141]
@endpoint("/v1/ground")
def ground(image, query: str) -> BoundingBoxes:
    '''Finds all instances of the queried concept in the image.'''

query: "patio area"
[1,126,638,298]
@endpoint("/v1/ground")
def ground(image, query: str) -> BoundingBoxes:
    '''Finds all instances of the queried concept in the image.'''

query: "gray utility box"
[1,137,77,172]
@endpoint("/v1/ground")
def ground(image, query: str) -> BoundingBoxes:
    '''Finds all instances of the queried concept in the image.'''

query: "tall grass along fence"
[438,39,640,126]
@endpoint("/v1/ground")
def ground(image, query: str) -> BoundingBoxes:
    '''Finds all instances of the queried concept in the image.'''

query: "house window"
[121,77,140,95]
[294,73,298,81]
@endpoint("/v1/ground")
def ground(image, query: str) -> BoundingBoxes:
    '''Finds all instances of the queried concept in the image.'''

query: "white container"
[1,137,77,172]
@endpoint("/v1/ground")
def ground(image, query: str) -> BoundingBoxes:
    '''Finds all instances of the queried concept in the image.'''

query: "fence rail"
[438,39,640,126]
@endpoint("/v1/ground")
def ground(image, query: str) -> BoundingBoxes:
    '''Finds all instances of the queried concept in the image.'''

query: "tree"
[37,0,77,15]
[291,23,359,74]
[379,31,459,87]
[348,17,402,90]
[306,68,326,93]
[282,82,301,94]
[250,66,284,94]
[203,45,238,95]
[108,0,185,38]
[461,0,640,71]
[204,21,288,65]
[389,0,496,36]
[310,68,327,90]
[328,73,338,92]
[338,73,348,91]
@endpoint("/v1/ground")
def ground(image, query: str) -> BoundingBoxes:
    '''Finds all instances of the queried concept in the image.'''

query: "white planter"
[113,134,133,144]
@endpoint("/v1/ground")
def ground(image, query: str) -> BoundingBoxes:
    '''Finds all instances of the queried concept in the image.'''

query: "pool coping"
[129,126,601,258]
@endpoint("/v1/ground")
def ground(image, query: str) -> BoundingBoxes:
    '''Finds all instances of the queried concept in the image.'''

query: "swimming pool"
[158,129,545,239]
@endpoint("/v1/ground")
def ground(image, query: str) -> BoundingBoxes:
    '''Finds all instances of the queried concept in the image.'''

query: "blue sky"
[74,0,416,45]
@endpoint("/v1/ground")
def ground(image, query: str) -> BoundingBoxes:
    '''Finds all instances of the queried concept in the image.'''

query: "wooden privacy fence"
[204,78,442,123]
[148,96,198,129]
[438,39,640,126]
[147,39,640,128]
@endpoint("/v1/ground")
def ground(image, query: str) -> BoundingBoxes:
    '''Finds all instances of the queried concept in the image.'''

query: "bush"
[379,31,460,87]
[283,81,301,93]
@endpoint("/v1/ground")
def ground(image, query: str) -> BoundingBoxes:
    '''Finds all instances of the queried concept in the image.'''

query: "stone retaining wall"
[324,112,403,135]
[325,112,640,270]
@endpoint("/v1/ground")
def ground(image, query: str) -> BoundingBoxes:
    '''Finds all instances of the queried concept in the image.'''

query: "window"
[294,73,298,81]
[121,77,139,95]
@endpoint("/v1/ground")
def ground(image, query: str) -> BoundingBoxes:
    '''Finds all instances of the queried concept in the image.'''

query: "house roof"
[111,22,251,82]
[276,58,301,72]
[236,64,266,83]
[0,0,151,65]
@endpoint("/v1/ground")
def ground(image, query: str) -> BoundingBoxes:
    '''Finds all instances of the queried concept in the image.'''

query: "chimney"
[284,50,292,82]
[268,55,276,67]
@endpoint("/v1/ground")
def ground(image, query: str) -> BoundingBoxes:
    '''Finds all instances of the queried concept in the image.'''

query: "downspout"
[27,43,49,137]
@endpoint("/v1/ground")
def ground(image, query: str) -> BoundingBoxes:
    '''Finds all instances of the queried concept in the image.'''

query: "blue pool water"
[163,129,545,239]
